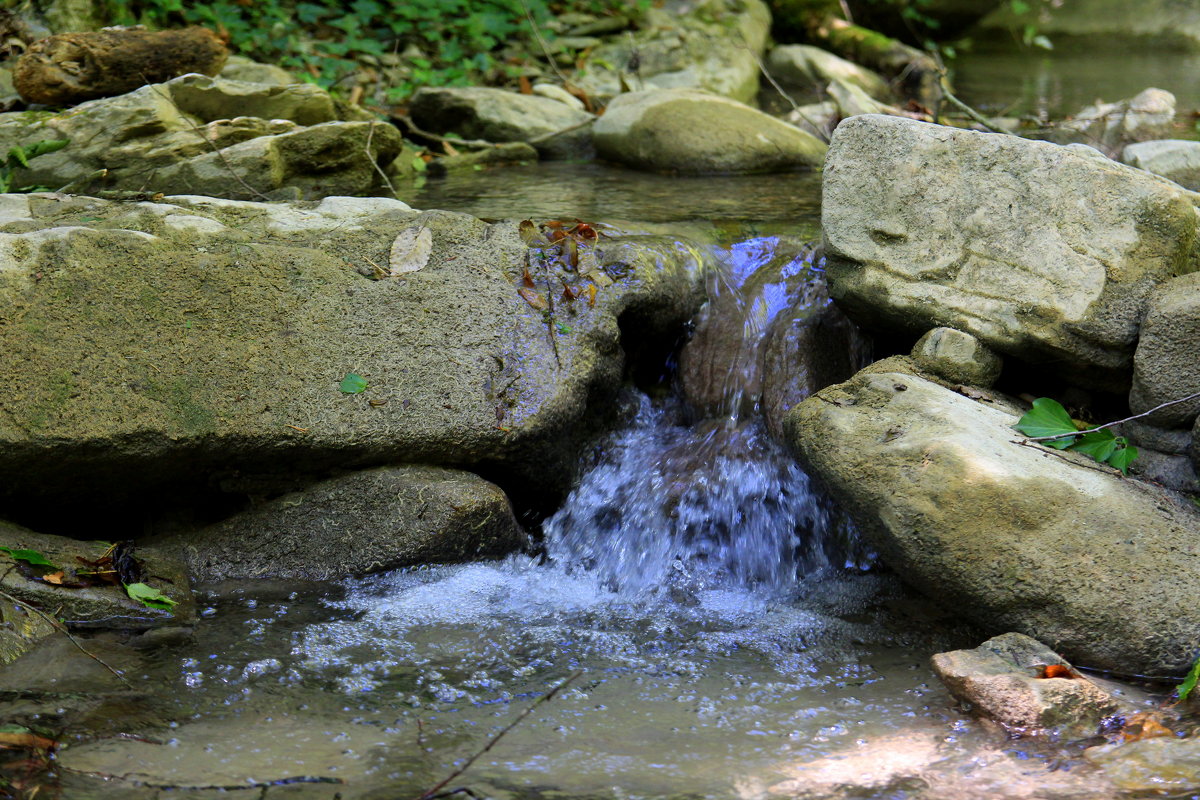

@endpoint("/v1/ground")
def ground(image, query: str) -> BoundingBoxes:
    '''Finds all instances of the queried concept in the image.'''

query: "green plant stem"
[1029,390,1200,443]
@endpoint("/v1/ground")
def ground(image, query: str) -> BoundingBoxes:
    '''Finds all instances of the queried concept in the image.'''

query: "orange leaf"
[561,283,581,301]
[522,268,536,288]
[1121,712,1174,742]
[519,75,533,94]
[41,571,64,585]
[1038,664,1076,679]
[585,283,597,308]
[518,287,548,310]
[0,732,56,751]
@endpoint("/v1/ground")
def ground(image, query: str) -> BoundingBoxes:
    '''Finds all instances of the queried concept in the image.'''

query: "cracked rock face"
[821,114,1200,391]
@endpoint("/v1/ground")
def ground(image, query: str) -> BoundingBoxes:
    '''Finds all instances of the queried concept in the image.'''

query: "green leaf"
[1105,443,1139,475]
[1013,398,1078,448]
[1179,654,1200,702]
[1068,429,1118,462]
[339,372,368,393]
[0,546,57,568]
[24,138,69,159]
[7,146,28,169]
[125,582,177,611]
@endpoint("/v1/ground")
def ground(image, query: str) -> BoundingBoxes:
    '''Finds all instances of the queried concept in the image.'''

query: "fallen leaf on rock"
[1037,664,1077,679]
[0,547,56,568]
[0,727,56,752]
[41,571,64,585]
[339,373,368,394]
[388,225,433,276]
[125,582,176,611]
[585,284,597,308]
[522,268,536,288]
[1121,712,1174,742]
[518,287,548,310]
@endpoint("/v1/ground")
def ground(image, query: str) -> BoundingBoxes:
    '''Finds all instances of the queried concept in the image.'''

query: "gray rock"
[0,520,195,629]
[1123,139,1200,190]
[1130,272,1200,427]
[911,327,1002,387]
[931,632,1118,738]
[784,101,837,140]
[0,74,402,199]
[0,196,708,516]
[408,86,592,159]
[1086,738,1200,793]
[1130,447,1199,494]
[1042,89,1176,156]
[766,45,891,100]
[220,56,297,87]
[0,594,55,665]
[594,89,826,174]
[573,0,771,104]
[161,466,523,582]
[784,368,1200,673]
[822,114,1200,391]
[980,0,1200,50]
[1125,419,1194,455]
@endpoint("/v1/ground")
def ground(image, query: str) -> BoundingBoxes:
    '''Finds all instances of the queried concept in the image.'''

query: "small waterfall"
[543,235,870,597]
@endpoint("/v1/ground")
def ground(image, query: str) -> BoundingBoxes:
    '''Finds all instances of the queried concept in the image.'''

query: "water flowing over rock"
[158,466,523,582]
[785,367,1200,674]
[0,194,709,523]
[822,114,1200,390]
[594,88,827,174]
[0,74,405,199]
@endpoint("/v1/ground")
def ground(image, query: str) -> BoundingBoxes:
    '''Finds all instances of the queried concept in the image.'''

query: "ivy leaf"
[1106,443,1139,476]
[125,582,176,611]
[1178,655,1200,702]
[339,372,368,394]
[24,138,69,159]
[1013,398,1077,449]
[0,546,57,568]
[1069,429,1118,462]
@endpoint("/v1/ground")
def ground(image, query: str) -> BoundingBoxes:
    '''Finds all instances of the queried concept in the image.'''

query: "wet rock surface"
[1086,736,1200,792]
[822,114,1200,390]
[785,368,1200,673]
[594,88,827,174]
[931,632,1117,738]
[159,466,523,582]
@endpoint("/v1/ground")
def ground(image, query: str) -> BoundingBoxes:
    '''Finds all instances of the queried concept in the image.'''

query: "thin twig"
[1029,390,1200,443]
[0,588,132,688]
[393,114,496,150]
[526,117,596,145]
[838,0,854,24]
[413,670,583,800]
[143,78,272,201]
[365,120,398,197]
[518,0,570,86]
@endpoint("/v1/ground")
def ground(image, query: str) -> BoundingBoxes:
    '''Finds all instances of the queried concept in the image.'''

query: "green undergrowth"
[101,0,648,102]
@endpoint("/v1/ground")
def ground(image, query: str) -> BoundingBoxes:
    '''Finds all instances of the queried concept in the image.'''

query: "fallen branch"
[526,117,596,146]
[365,120,398,197]
[0,587,132,688]
[413,670,583,800]
[1029,390,1200,443]
[393,114,496,151]
[518,0,570,87]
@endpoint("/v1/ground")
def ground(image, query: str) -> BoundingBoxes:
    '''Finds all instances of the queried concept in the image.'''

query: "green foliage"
[339,372,368,393]
[102,0,638,102]
[1178,655,1200,703]
[125,582,177,611]
[0,139,69,193]
[0,546,57,568]
[1013,398,1138,475]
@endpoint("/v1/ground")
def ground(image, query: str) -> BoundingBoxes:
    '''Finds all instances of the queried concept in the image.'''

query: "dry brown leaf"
[0,732,56,751]
[389,226,433,277]
[522,268,537,288]
[41,571,64,585]
[518,287,548,310]
[1121,712,1174,742]
[519,75,532,94]
[585,283,597,308]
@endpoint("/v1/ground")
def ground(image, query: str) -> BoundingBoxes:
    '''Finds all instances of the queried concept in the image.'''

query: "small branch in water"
[1028,390,1200,443]
[0,588,132,688]
[526,117,596,146]
[393,114,496,151]
[413,670,583,800]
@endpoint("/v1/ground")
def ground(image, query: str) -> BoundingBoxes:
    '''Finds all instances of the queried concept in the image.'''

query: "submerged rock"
[1086,737,1200,792]
[0,74,405,199]
[0,194,708,522]
[594,88,827,174]
[161,466,523,582]
[822,114,1199,391]
[1123,139,1200,191]
[784,368,1200,673]
[931,632,1117,738]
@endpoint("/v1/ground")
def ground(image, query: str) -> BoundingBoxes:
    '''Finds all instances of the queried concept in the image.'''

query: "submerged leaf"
[125,582,176,611]
[1013,398,1078,448]
[339,372,368,394]
[0,547,56,568]
[518,287,548,310]
[388,225,433,276]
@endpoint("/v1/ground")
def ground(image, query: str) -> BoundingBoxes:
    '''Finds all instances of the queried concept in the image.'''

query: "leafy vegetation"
[1178,655,1200,703]
[0,139,69,193]
[340,372,368,393]
[1014,398,1138,475]
[0,546,56,568]
[101,0,643,102]
[125,582,177,611]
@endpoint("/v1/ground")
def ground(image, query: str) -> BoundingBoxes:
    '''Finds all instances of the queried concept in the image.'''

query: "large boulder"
[822,114,1200,390]
[408,86,593,159]
[0,194,708,527]
[1123,139,1200,191]
[594,89,827,174]
[0,74,404,199]
[160,466,523,582]
[573,0,771,104]
[1129,272,1200,428]
[784,367,1200,673]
